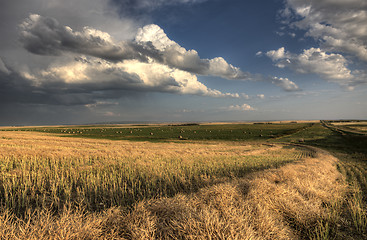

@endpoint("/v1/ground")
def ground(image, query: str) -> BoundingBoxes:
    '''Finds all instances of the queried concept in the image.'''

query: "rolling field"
[0,122,366,239]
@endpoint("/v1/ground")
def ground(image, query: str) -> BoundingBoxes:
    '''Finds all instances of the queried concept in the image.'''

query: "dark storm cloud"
[18,14,300,92]
[19,14,156,62]
[18,15,208,76]
[0,62,145,108]
[0,58,235,111]
[18,15,246,81]
[0,59,148,125]
[0,70,90,106]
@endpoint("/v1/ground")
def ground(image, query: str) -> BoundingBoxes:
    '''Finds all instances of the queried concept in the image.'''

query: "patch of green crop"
[11,123,313,142]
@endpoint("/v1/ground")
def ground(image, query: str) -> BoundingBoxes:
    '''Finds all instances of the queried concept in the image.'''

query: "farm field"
[2,122,312,142]
[0,122,366,239]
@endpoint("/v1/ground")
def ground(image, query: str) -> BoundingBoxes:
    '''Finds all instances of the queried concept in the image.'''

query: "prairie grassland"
[0,131,308,217]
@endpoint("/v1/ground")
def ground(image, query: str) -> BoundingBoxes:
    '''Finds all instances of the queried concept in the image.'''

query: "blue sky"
[0,0,366,125]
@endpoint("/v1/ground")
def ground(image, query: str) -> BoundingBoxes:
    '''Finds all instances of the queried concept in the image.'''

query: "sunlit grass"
[1,123,367,239]
[0,131,308,217]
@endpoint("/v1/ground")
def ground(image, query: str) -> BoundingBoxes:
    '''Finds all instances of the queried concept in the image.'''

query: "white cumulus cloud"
[276,0,367,88]
[267,47,355,86]
[284,0,367,62]
[135,24,246,79]
[227,104,255,111]
[271,76,300,91]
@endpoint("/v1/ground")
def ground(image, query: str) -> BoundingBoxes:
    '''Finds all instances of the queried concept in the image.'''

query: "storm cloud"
[19,15,245,80]
[19,14,153,62]
[19,14,298,92]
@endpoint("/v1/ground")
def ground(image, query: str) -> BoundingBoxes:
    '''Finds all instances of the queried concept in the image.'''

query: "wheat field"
[0,131,307,216]
[0,125,366,239]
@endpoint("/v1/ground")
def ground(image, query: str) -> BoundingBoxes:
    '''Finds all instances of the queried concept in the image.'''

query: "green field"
[3,122,312,142]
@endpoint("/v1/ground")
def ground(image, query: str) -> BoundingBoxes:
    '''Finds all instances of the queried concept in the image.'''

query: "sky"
[0,0,366,125]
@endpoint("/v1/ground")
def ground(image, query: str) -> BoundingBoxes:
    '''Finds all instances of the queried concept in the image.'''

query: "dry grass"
[0,131,281,160]
[121,148,346,240]
[0,136,352,239]
[331,122,367,126]
[336,160,367,237]
[0,131,306,217]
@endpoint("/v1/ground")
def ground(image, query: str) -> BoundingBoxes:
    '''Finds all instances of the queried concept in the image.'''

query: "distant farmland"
[3,122,313,142]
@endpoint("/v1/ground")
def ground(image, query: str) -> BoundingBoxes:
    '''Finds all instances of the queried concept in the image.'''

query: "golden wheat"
[0,144,351,239]
[1,131,364,239]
